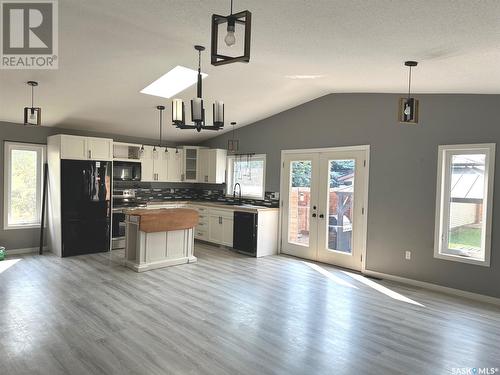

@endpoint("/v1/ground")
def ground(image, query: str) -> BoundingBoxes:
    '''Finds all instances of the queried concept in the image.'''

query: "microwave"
[113,161,141,181]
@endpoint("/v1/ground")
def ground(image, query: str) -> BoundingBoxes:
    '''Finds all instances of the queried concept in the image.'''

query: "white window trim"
[434,143,495,267]
[3,141,46,230]
[226,154,266,200]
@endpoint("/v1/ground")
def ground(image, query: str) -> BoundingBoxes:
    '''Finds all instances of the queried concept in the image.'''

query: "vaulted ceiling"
[1,0,499,142]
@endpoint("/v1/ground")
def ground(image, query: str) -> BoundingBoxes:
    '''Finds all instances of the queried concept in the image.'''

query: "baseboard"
[363,268,500,307]
[6,246,49,255]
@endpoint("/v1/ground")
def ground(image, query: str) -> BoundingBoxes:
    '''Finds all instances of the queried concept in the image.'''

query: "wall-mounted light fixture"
[24,81,41,126]
[399,61,419,124]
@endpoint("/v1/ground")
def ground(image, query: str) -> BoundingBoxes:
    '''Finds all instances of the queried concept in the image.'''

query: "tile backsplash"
[114,181,279,207]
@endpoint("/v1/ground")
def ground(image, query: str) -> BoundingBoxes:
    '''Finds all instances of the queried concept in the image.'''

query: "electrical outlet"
[405,251,412,260]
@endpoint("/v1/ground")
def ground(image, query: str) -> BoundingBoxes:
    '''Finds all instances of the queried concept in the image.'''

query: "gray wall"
[0,120,169,251]
[203,93,500,298]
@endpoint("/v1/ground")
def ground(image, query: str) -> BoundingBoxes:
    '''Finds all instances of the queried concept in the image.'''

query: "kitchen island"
[124,208,199,272]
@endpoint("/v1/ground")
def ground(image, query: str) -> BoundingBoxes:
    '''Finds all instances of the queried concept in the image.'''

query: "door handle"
[319,214,324,219]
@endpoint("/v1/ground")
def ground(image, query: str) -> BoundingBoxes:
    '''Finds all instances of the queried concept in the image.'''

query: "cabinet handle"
[88,150,91,159]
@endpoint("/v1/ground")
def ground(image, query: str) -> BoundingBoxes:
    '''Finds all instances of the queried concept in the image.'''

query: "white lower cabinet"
[221,217,234,246]
[189,204,278,256]
[205,208,233,247]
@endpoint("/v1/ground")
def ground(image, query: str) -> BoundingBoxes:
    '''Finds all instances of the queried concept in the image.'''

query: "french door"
[280,147,369,271]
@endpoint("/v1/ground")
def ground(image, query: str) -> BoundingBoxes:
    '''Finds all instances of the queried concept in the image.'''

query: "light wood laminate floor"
[1,243,500,375]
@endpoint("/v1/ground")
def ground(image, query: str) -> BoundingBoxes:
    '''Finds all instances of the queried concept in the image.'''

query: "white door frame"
[278,145,370,272]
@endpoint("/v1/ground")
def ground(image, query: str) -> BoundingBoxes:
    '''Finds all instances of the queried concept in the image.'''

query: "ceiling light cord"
[408,66,412,99]
[230,0,233,15]
[159,108,163,147]
[197,49,202,99]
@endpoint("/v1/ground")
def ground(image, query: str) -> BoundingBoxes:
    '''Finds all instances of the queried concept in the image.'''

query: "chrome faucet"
[233,183,242,204]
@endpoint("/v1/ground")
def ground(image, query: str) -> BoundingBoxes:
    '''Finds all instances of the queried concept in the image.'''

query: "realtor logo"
[1,0,58,69]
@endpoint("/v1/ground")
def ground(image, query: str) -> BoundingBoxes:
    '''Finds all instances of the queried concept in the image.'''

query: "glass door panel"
[281,154,319,260]
[316,150,367,271]
[280,147,369,271]
[288,161,312,246]
[327,159,355,254]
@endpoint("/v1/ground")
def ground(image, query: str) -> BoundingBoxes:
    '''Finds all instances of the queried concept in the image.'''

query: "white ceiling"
[1,0,499,142]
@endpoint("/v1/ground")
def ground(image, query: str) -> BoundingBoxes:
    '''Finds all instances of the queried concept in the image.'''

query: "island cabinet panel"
[145,232,168,262]
[124,209,198,272]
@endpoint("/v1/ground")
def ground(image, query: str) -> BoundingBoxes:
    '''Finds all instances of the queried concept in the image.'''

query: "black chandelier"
[399,61,419,124]
[211,0,252,66]
[172,45,224,132]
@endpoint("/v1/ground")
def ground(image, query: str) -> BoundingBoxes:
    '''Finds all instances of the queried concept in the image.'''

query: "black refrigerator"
[61,160,112,257]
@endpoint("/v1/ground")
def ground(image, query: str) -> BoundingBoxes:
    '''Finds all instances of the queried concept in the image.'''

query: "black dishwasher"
[233,211,258,256]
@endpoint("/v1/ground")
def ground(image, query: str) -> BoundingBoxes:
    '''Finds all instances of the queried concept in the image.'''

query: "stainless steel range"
[112,189,145,249]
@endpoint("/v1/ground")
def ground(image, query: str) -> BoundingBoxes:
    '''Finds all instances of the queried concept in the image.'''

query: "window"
[434,144,495,266]
[4,142,46,229]
[226,154,266,199]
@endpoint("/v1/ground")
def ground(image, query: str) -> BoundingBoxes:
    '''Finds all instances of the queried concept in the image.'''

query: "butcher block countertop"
[124,208,199,233]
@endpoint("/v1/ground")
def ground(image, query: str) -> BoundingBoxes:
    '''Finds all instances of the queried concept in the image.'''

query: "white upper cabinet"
[198,149,210,182]
[141,145,166,182]
[87,137,113,160]
[166,148,183,182]
[140,145,155,182]
[183,147,200,182]
[60,135,87,160]
[156,148,169,182]
[59,135,112,161]
[198,148,227,184]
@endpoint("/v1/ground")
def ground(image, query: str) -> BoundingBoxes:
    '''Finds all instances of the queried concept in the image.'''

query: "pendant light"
[211,0,252,66]
[172,45,224,132]
[398,61,419,124]
[24,81,41,126]
[227,121,239,154]
[224,0,236,47]
[153,105,165,158]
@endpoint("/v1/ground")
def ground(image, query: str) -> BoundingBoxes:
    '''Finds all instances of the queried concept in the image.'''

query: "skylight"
[140,66,208,99]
